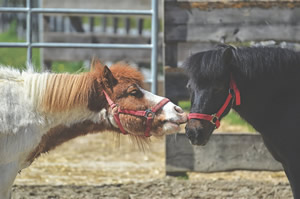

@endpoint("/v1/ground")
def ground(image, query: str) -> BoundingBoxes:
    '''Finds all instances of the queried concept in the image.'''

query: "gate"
[0,0,159,93]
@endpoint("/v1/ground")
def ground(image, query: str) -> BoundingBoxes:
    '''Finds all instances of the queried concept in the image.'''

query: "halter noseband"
[103,91,170,137]
[188,73,241,128]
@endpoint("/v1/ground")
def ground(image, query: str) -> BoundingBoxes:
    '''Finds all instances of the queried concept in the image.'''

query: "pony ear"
[102,65,117,90]
[91,59,117,90]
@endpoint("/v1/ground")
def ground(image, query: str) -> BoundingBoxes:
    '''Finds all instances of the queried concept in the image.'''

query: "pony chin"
[161,122,181,135]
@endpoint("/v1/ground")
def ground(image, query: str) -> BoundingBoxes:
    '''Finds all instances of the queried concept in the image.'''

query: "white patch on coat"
[0,66,110,199]
[140,88,186,134]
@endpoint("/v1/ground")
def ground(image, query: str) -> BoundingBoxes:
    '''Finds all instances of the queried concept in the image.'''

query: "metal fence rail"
[0,0,159,93]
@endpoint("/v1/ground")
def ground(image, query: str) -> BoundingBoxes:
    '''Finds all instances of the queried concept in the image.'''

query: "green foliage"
[222,111,256,132]
[175,173,189,180]
[178,100,191,112]
[0,21,40,71]
[51,61,86,73]
[0,21,86,73]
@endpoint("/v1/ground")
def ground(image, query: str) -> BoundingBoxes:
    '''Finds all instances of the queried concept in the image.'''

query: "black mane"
[183,45,300,81]
[182,46,230,82]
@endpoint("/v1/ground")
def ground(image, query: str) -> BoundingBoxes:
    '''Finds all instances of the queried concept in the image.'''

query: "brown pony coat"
[27,61,148,164]
[40,61,144,113]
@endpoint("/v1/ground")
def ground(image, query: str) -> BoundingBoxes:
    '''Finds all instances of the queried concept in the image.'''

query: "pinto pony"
[0,61,187,199]
[184,44,300,198]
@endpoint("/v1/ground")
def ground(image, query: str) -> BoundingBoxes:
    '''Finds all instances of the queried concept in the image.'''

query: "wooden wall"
[164,0,300,102]
[164,0,300,173]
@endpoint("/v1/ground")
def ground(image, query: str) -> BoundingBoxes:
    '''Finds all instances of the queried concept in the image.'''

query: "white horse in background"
[0,61,187,199]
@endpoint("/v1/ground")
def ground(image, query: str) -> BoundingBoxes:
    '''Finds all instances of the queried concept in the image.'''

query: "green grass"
[178,100,191,112]
[0,21,41,70]
[222,111,255,132]
[51,61,86,73]
[0,21,85,73]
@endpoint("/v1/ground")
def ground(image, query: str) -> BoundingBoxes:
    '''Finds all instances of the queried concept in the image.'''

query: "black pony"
[183,44,300,198]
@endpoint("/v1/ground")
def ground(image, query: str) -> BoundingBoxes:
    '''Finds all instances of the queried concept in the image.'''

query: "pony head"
[90,60,187,137]
[183,45,236,145]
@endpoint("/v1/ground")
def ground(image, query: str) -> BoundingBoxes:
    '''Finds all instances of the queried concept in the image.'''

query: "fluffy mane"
[41,62,144,113]
[233,46,300,79]
[183,45,300,81]
[41,72,94,113]
[109,63,144,86]
[182,46,230,82]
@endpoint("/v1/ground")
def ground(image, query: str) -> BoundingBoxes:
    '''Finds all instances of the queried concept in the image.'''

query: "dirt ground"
[12,129,293,199]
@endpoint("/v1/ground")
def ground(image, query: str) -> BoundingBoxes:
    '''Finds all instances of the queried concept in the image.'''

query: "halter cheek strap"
[188,73,241,128]
[103,91,170,137]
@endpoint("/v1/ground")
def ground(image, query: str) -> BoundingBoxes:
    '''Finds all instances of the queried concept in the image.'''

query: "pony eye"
[186,83,192,91]
[129,89,139,96]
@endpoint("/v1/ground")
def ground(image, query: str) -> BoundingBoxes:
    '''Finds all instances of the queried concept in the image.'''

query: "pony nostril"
[174,106,184,114]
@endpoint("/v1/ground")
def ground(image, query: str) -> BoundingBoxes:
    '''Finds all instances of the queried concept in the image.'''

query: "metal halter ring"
[144,109,155,119]
[210,114,219,125]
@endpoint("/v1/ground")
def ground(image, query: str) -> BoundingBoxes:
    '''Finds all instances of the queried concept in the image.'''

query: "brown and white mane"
[0,61,187,199]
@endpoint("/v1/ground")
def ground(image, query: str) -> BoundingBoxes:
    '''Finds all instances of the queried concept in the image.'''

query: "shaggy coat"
[184,45,300,198]
[0,61,187,199]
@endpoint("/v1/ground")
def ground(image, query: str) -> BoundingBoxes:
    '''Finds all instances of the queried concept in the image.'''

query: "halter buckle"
[210,114,219,125]
[144,109,155,119]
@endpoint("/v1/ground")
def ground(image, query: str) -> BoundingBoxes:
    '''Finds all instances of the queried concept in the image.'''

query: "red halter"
[103,91,170,137]
[188,73,241,128]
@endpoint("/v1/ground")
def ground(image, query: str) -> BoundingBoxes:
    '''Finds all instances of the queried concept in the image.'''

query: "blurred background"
[0,0,296,198]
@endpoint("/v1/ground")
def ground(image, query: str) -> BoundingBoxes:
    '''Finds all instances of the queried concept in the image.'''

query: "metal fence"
[0,0,159,93]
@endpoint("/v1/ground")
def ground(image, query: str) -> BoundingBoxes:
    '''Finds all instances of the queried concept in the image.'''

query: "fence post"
[137,18,144,35]
[125,17,130,34]
[102,16,107,33]
[151,0,158,94]
[113,17,119,34]
[26,0,32,65]
[89,17,94,32]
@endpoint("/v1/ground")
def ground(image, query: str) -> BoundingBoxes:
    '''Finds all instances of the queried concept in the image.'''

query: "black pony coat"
[184,45,300,198]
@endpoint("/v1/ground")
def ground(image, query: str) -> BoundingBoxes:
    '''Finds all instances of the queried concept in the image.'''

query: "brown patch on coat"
[27,62,153,163]
[40,60,144,113]
[98,62,167,136]
[26,120,117,164]
[109,63,144,87]
[28,61,167,165]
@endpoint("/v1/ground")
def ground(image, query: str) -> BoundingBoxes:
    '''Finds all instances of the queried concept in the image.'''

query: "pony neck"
[39,72,94,113]
[231,72,292,133]
[23,72,111,128]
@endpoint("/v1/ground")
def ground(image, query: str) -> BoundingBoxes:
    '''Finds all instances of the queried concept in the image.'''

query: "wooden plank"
[43,32,150,44]
[165,1,300,13]
[165,67,189,103]
[177,42,215,63]
[165,24,300,42]
[164,1,300,42]
[164,42,178,68]
[44,0,151,10]
[166,133,283,173]
[43,32,162,62]
[43,48,154,63]
[165,4,300,25]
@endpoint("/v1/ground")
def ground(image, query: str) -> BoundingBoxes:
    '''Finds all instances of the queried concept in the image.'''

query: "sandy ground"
[12,125,293,199]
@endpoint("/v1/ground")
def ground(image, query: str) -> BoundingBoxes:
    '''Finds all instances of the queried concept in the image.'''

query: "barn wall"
[164,0,300,173]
